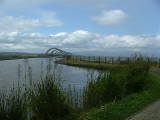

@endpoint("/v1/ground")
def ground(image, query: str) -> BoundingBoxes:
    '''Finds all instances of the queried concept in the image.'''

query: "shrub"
[83,67,127,108]
[125,60,151,94]
[102,70,126,102]
[83,58,152,109]
[30,75,73,120]
[83,73,105,108]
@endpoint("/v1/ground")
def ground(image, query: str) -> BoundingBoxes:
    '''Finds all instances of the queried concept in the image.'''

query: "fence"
[159,58,160,69]
[71,56,160,68]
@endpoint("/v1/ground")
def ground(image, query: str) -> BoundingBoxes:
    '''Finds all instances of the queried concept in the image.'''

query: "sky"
[0,0,160,56]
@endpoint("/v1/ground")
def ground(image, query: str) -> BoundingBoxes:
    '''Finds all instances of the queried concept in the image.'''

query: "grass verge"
[67,60,114,71]
[78,73,160,120]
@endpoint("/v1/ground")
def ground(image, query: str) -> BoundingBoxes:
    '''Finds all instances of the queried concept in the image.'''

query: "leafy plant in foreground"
[30,75,73,120]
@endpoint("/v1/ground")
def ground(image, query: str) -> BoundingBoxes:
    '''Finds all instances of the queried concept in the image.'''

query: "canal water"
[0,58,100,91]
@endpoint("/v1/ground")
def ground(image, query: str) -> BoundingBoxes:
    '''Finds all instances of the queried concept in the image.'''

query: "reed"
[29,75,73,120]
[27,58,76,120]
[0,58,78,120]
[0,88,27,120]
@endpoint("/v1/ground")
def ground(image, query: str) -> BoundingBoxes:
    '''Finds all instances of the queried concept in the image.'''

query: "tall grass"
[30,75,74,120]
[83,56,152,108]
[27,58,76,120]
[0,62,27,120]
[0,58,77,120]
[0,88,27,120]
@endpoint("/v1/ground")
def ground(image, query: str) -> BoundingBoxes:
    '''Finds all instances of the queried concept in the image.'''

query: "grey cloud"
[0,30,160,55]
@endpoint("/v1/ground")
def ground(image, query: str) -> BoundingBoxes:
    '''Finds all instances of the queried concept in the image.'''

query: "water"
[0,58,100,90]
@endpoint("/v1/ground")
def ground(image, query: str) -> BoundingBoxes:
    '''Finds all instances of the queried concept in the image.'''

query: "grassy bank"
[78,73,160,120]
[66,56,159,71]
[66,56,160,120]
[67,61,113,70]
[1,73,159,120]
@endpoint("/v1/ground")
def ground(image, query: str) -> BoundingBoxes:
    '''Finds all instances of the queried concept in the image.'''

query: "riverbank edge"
[55,58,114,71]
[54,58,68,64]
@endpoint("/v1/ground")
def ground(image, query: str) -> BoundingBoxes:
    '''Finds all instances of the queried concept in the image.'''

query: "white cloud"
[0,30,160,56]
[91,10,127,26]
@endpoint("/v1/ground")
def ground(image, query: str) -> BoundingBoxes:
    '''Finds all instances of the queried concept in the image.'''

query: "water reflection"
[0,58,100,91]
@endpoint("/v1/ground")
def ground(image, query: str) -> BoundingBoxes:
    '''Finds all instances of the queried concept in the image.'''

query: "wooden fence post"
[105,57,106,64]
[73,56,75,61]
[112,57,114,64]
[99,57,100,63]
[118,57,121,64]
[127,57,130,63]
[147,57,150,63]
[159,58,160,69]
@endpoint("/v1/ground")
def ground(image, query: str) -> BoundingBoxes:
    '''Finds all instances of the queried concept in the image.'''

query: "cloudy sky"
[0,0,160,56]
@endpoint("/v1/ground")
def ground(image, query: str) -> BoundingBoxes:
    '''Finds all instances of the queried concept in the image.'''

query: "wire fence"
[70,55,160,68]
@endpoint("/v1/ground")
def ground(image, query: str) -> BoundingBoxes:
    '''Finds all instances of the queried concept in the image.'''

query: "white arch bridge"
[46,48,72,57]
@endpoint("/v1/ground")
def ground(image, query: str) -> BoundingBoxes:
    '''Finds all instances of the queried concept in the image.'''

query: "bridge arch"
[46,48,72,57]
